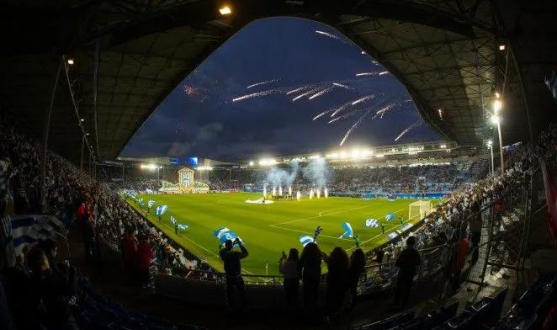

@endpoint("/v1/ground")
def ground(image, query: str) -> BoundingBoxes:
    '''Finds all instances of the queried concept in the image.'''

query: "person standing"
[394,236,421,308]
[121,227,138,284]
[136,235,153,288]
[279,248,300,310]
[298,242,322,312]
[348,248,366,309]
[219,238,248,309]
[323,247,349,316]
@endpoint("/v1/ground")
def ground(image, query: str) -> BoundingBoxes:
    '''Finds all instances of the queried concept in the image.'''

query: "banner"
[365,218,379,228]
[148,200,155,208]
[385,213,396,221]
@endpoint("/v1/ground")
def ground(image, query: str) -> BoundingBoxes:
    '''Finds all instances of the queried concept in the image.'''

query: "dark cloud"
[121,17,440,161]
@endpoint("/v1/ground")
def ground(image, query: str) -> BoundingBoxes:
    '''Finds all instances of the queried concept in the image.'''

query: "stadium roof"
[1,0,555,165]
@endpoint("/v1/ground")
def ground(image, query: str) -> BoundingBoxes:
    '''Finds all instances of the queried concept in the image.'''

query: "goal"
[409,200,432,220]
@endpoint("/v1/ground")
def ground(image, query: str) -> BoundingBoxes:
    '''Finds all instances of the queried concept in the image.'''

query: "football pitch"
[127,193,419,275]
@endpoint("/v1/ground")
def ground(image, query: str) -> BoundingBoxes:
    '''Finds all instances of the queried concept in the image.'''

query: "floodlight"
[491,114,500,124]
[219,5,232,15]
[499,44,506,51]
[487,139,493,147]
[67,58,75,65]
[493,100,502,113]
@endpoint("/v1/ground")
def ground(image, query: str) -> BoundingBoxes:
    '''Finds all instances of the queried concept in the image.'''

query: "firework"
[340,108,375,146]
[395,120,423,141]
[332,82,350,89]
[286,86,312,95]
[247,79,279,89]
[315,30,340,40]
[351,94,375,106]
[232,89,282,102]
[308,86,334,100]
[292,87,322,101]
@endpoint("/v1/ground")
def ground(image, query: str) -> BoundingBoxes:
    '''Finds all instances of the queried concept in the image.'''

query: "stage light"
[140,164,158,170]
[491,114,500,125]
[219,5,232,15]
[499,44,506,51]
[308,154,321,160]
[67,58,74,65]
[495,92,500,99]
[249,161,254,166]
[493,100,502,113]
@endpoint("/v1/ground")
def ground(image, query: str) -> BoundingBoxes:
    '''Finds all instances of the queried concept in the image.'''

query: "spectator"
[279,248,300,310]
[136,234,154,288]
[298,242,322,312]
[121,227,138,284]
[219,238,248,309]
[323,247,349,316]
[27,245,78,330]
[83,214,96,264]
[42,239,59,273]
[449,231,469,294]
[394,236,421,308]
[348,248,366,309]
[374,247,385,269]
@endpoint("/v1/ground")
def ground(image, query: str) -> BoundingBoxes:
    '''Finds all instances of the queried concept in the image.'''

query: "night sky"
[121,17,440,161]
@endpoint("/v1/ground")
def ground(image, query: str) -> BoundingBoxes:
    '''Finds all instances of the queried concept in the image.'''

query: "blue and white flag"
[299,235,315,247]
[155,205,168,216]
[339,222,354,239]
[148,200,155,208]
[171,216,189,230]
[10,215,65,254]
[385,213,396,221]
[365,218,379,228]
[313,226,323,240]
[213,227,243,245]
[138,198,144,205]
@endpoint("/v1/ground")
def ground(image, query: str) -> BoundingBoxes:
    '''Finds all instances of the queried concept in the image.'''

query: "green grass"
[126,193,419,275]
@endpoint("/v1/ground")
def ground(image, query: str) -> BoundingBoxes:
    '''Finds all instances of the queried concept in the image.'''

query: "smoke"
[264,160,299,187]
[302,158,331,188]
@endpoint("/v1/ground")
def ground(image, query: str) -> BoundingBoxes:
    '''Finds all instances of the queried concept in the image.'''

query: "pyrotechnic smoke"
[302,158,331,188]
[264,160,299,187]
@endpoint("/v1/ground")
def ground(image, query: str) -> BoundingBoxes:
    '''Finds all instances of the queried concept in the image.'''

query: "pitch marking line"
[273,205,373,226]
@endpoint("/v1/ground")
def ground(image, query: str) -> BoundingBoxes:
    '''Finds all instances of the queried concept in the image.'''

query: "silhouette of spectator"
[219,238,248,309]
[298,242,322,312]
[449,229,469,293]
[121,227,138,284]
[83,214,96,264]
[375,247,385,269]
[136,234,153,288]
[394,236,421,308]
[469,201,482,265]
[323,247,349,316]
[42,239,58,273]
[279,248,299,310]
[348,248,366,309]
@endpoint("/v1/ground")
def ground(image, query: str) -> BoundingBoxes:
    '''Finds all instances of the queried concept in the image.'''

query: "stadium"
[1,1,557,330]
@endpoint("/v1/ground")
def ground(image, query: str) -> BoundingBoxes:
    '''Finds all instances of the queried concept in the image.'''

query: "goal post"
[409,200,432,220]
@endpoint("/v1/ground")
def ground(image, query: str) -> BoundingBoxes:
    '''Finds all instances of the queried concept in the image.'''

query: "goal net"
[409,200,432,220]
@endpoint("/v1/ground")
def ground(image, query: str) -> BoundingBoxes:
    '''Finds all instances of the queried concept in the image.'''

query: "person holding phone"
[219,238,249,310]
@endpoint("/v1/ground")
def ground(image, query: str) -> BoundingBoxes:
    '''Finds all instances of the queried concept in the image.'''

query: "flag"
[148,200,155,208]
[313,225,323,241]
[9,215,65,254]
[365,218,379,228]
[540,159,557,244]
[385,213,396,221]
[339,222,354,239]
[299,235,314,247]
[138,198,144,206]
[213,227,242,245]
[171,216,188,230]
[155,205,168,216]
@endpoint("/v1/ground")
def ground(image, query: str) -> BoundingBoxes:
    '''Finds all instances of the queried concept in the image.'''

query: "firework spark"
[332,82,350,89]
[373,104,397,119]
[308,86,334,100]
[395,120,423,141]
[246,79,279,89]
[330,100,357,117]
[340,108,375,146]
[292,87,322,101]
[232,89,281,102]
[286,86,311,95]
[355,70,389,77]
[351,94,375,106]
[315,30,340,40]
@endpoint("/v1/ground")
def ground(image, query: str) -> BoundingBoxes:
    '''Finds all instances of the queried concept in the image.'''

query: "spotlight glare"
[219,5,232,15]
[67,58,74,65]
[499,44,506,51]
